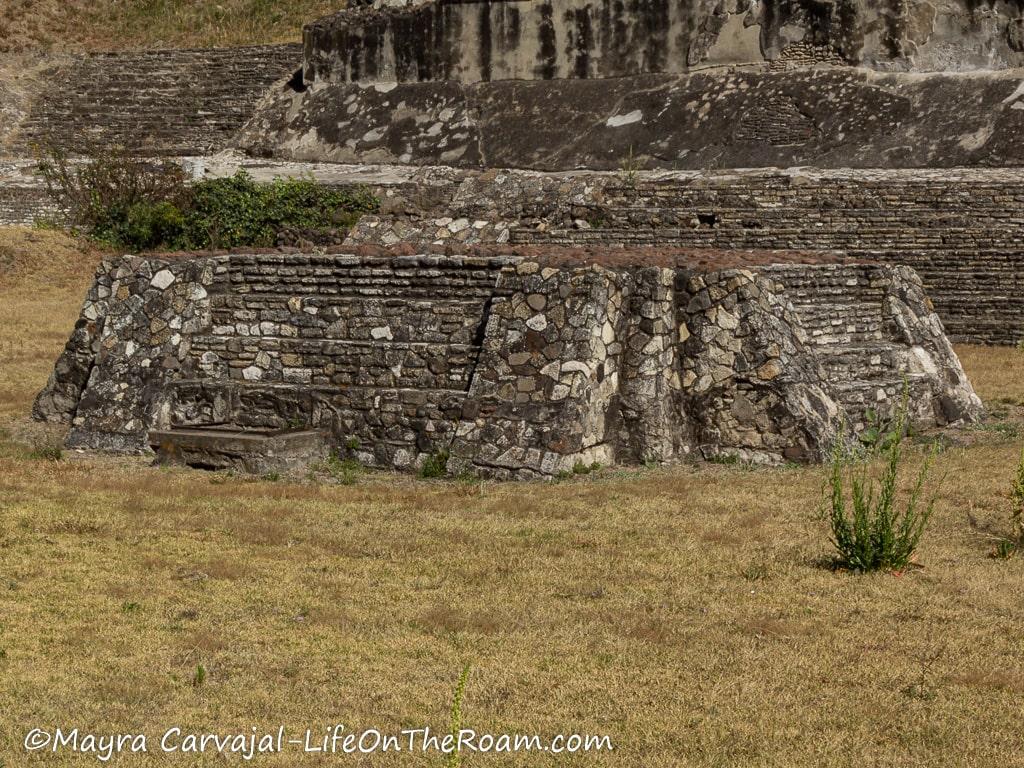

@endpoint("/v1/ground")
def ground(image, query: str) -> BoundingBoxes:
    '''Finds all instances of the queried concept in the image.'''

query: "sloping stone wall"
[33,255,215,452]
[12,161,1024,346]
[677,267,843,464]
[759,263,983,429]
[304,0,751,85]
[34,250,513,468]
[238,66,1024,170]
[35,247,982,478]
[0,184,58,225]
[512,172,1024,345]
[2,45,301,157]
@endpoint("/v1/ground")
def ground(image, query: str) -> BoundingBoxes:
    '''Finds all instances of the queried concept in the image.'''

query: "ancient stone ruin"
[33,246,982,478]
[242,0,1024,169]
[7,0,1013,475]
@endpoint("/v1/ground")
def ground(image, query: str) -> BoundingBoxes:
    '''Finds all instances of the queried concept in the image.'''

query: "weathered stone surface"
[305,0,753,85]
[35,248,982,478]
[1,45,301,157]
[150,427,330,474]
[331,165,1024,346]
[238,67,1024,170]
[34,251,512,460]
[306,0,1024,84]
[678,267,843,464]
[12,159,1020,347]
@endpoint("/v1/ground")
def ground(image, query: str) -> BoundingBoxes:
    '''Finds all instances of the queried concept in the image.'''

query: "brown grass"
[0,226,104,421]
[3,226,1024,765]
[0,1,346,54]
[955,344,1024,405]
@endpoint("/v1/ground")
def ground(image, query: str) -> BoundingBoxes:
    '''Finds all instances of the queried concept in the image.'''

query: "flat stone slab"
[149,427,330,474]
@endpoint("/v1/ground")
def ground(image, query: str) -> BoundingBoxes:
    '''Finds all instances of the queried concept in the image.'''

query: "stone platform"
[7,158,1024,345]
[34,245,983,478]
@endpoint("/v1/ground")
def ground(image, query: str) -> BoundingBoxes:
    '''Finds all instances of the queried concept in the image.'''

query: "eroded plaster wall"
[304,0,1024,86]
[304,0,756,84]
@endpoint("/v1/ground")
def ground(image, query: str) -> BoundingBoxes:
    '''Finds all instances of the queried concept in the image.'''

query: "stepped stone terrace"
[34,244,983,478]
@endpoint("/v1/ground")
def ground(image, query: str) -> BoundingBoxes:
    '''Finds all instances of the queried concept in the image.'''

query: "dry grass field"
[3,226,1024,766]
[0,0,344,54]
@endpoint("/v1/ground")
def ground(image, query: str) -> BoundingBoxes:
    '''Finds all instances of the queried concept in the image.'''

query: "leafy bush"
[857,407,902,453]
[39,149,377,251]
[27,440,63,462]
[38,147,189,249]
[320,451,362,486]
[824,399,937,572]
[420,450,450,479]
[120,200,187,250]
[973,445,1024,559]
[180,171,377,250]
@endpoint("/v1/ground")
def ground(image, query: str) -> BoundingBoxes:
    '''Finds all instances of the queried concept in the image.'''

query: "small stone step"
[150,427,329,473]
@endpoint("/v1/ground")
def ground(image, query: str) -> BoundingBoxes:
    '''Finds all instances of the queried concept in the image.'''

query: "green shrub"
[420,450,450,479]
[119,200,186,251]
[37,146,189,249]
[979,445,1024,559]
[993,538,1017,560]
[27,440,63,462]
[445,664,471,768]
[824,399,937,572]
[321,451,361,485]
[39,148,377,252]
[180,171,376,249]
[857,407,901,453]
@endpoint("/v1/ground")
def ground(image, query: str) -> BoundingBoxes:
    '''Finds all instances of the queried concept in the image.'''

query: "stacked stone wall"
[760,264,980,428]
[320,167,1024,346]
[306,0,1024,83]
[238,67,1024,170]
[34,251,514,469]
[304,0,744,85]
[3,45,301,157]
[0,185,58,225]
[34,248,983,478]
[446,169,1024,346]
